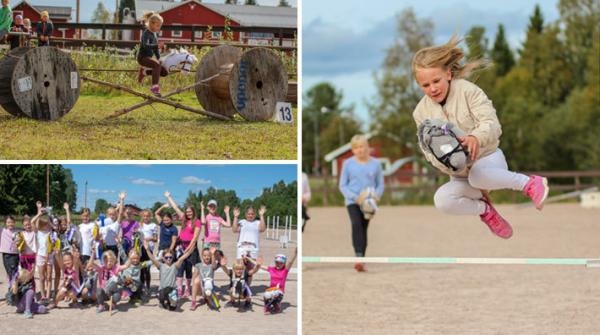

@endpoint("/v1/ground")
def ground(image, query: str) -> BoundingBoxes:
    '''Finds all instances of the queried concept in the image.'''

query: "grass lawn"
[0,93,297,160]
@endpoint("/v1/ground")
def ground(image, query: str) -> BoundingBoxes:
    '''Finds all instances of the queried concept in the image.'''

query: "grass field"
[0,93,297,160]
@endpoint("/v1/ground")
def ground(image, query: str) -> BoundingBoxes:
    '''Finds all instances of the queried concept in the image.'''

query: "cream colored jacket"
[413,78,502,177]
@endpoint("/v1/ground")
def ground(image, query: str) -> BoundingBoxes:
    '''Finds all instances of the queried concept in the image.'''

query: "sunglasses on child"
[164,256,173,260]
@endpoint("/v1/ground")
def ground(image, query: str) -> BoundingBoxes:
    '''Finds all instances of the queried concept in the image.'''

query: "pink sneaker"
[150,85,161,97]
[523,175,549,210]
[480,201,513,239]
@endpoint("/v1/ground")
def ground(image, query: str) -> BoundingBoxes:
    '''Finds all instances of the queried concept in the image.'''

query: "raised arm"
[200,201,206,224]
[31,201,44,232]
[143,240,160,269]
[258,206,267,233]
[164,191,184,219]
[63,202,71,225]
[174,245,195,268]
[286,247,297,270]
[154,203,169,224]
[222,205,232,227]
[232,207,241,233]
[117,192,126,223]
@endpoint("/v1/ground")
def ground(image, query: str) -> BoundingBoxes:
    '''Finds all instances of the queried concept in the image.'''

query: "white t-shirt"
[79,222,97,256]
[36,230,50,257]
[139,223,158,251]
[237,219,261,249]
[99,218,120,246]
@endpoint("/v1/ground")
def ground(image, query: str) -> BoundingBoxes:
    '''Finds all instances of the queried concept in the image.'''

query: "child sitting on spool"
[137,11,167,97]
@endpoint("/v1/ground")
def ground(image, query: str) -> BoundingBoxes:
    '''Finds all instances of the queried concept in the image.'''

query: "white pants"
[434,149,529,216]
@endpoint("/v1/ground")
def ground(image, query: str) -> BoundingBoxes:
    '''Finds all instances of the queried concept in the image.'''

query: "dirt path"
[303,204,600,335]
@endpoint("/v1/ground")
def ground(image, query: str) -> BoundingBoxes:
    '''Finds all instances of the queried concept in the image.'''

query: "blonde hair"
[412,35,490,80]
[233,260,245,271]
[142,11,163,27]
[350,134,369,149]
[102,250,117,265]
[23,18,31,27]
[40,11,49,19]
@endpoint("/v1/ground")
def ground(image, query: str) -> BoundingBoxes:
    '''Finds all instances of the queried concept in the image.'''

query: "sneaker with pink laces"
[523,175,549,210]
[480,201,513,239]
[137,67,145,83]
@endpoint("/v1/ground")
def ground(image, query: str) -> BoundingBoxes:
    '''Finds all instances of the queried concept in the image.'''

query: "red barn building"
[12,1,75,38]
[133,0,296,45]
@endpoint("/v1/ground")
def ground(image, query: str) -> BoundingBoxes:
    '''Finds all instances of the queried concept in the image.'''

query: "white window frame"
[171,23,182,38]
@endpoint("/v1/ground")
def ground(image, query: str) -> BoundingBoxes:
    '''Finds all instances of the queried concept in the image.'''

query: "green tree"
[225,0,238,4]
[0,165,77,215]
[302,82,359,174]
[367,8,433,158]
[465,26,487,60]
[278,0,290,7]
[491,24,514,77]
[245,0,257,5]
[558,0,600,88]
[94,198,110,215]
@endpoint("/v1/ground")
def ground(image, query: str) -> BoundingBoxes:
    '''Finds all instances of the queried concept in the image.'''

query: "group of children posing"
[0,191,296,318]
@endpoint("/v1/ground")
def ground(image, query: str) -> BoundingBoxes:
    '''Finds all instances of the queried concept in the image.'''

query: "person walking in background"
[339,134,384,272]
[302,172,311,232]
[412,36,549,239]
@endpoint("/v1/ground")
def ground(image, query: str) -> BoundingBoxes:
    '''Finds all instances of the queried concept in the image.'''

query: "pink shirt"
[203,214,226,243]
[97,264,120,289]
[64,266,80,287]
[267,266,290,292]
[179,218,201,247]
[0,227,18,254]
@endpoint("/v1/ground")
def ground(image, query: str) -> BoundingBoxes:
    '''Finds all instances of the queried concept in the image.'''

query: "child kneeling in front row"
[143,239,193,311]
[264,248,296,314]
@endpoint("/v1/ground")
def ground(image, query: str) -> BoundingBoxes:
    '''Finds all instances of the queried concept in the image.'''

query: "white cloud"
[89,189,116,194]
[131,178,164,186]
[180,176,212,185]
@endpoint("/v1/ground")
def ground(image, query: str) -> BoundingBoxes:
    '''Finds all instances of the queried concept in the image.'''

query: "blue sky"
[303,0,560,125]
[24,0,298,23]
[63,164,297,210]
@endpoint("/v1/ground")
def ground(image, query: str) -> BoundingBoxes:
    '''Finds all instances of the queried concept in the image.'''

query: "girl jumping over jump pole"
[412,36,549,239]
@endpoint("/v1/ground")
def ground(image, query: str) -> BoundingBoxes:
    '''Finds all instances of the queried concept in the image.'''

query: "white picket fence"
[265,215,296,248]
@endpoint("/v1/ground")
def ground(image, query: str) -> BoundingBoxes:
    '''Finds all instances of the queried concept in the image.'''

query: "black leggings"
[97,287,121,306]
[2,253,19,280]
[140,247,151,290]
[347,204,370,257]
[159,287,177,311]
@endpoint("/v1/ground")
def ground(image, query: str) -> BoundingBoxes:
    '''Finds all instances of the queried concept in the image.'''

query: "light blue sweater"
[339,157,384,206]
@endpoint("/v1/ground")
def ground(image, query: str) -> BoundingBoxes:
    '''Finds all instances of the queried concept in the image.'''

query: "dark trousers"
[137,56,168,85]
[159,287,177,311]
[3,253,19,280]
[140,246,151,289]
[347,204,370,257]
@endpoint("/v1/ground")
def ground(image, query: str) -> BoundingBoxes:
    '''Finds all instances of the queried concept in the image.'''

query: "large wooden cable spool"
[229,48,288,122]
[0,47,80,120]
[195,45,242,118]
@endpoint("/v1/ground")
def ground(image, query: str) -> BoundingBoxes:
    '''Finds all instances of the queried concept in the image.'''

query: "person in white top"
[98,206,121,259]
[78,208,99,266]
[232,205,266,260]
[139,209,158,292]
[31,201,58,304]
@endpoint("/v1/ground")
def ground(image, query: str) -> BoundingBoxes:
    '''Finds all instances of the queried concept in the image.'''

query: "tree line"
[0,165,77,215]
[303,0,599,173]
